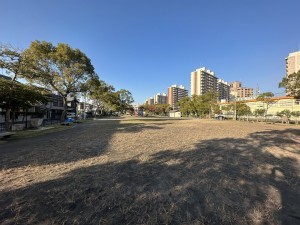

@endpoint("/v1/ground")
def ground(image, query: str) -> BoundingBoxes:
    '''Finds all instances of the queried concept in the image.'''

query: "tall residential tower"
[154,93,167,104]
[167,85,188,109]
[286,51,300,76]
[190,67,229,101]
[285,51,300,96]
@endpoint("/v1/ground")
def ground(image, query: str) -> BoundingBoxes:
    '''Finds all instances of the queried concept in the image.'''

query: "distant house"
[169,110,181,118]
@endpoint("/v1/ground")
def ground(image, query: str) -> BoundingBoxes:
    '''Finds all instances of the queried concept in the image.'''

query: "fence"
[42,119,61,126]
[0,123,6,133]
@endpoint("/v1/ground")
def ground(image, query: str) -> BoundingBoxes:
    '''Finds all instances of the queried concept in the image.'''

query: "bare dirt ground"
[0,118,299,225]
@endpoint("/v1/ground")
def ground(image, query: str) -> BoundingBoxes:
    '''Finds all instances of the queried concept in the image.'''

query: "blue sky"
[1,0,300,103]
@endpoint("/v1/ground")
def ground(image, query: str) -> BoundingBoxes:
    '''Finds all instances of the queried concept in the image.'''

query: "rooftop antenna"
[256,84,260,97]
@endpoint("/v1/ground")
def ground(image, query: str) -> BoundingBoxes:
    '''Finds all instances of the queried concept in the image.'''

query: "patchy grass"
[0,119,299,225]
[0,124,73,142]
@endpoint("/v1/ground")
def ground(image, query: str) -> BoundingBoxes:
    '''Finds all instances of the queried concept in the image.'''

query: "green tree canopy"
[21,41,95,121]
[256,92,275,116]
[116,89,134,113]
[177,92,219,118]
[279,70,300,98]
[236,102,251,116]
[0,78,49,129]
[177,96,191,116]
[86,77,116,115]
[0,44,24,81]
[254,109,266,117]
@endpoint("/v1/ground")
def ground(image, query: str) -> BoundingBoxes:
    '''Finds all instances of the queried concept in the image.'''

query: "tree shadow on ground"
[0,128,299,224]
[0,120,168,169]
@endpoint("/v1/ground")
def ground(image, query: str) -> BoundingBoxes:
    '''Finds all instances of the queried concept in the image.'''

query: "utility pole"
[83,93,86,120]
[234,97,237,120]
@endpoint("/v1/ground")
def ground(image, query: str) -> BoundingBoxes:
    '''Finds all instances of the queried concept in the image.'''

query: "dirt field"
[0,118,299,225]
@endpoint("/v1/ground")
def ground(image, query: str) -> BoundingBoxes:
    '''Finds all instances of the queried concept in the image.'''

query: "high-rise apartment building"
[190,67,229,101]
[145,97,154,105]
[286,51,300,76]
[217,79,230,101]
[230,81,254,99]
[191,67,218,96]
[154,93,167,104]
[285,51,300,96]
[167,85,188,109]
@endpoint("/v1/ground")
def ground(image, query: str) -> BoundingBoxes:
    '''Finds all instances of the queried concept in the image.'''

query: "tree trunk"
[61,96,68,122]
[12,110,16,124]
[5,108,11,131]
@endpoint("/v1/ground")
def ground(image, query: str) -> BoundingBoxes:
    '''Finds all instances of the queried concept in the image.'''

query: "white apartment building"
[167,85,188,109]
[154,93,167,104]
[145,97,154,105]
[191,67,218,96]
[286,51,300,76]
[190,67,229,101]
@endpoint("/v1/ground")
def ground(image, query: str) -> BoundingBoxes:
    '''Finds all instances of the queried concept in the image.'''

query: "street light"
[230,94,237,120]
[234,97,237,120]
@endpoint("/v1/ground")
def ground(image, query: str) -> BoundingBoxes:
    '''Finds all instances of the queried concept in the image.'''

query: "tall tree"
[279,70,300,98]
[254,109,266,121]
[236,102,251,116]
[256,92,275,116]
[177,96,191,117]
[1,44,21,127]
[21,41,95,121]
[201,91,219,118]
[116,89,134,114]
[87,77,115,116]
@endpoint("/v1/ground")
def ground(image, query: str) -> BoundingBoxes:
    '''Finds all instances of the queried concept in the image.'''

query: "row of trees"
[139,104,171,116]
[0,41,133,129]
[139,92,221,118]
[174,91,280,118]
[176,92,220,118]
[86,78,133,116]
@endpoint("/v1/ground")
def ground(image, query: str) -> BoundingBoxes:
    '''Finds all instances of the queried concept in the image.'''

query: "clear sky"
[1,0,300,103]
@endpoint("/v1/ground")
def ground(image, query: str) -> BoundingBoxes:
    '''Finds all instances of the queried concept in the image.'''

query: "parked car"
[214,114,227,120]
[67,112,76,118]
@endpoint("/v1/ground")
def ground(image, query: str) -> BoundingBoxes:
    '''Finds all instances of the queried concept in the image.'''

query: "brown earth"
[0,118,299,225]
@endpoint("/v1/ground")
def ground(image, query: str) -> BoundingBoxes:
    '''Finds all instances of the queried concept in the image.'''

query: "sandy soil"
[0,118,299,224]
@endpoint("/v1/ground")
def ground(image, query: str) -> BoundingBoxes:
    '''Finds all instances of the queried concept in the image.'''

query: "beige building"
[244,97,300,115]
[167,85,188,109]
[285,51,300,96]
[191,67,229,101]
[230,81,254,99]
[191,67,218,96]
[145,97,154,105]
[286,51,300,76]
[154,93,167,104]
[220,96,300,115]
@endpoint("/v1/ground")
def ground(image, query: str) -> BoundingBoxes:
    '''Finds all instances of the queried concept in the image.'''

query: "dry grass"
[0,118,299,224]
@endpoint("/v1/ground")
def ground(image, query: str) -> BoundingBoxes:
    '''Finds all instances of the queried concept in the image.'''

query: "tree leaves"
[21,41,95,96]
[279,71,300,98]
[0,79,49,109]
[177,92,219,117]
